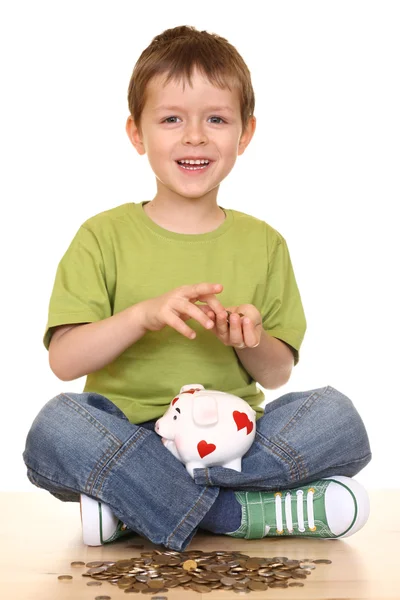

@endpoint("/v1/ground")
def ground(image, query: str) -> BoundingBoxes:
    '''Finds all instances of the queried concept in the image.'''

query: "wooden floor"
[1,490,398,599]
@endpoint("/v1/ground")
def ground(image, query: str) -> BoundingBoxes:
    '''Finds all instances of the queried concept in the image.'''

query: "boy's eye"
[163,116,225,124]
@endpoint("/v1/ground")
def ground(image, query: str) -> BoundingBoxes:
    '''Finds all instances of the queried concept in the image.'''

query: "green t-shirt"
[44,201,307,424]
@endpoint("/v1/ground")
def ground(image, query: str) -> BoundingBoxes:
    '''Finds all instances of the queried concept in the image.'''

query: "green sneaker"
[227,476,370,539]
[80,494,134,545]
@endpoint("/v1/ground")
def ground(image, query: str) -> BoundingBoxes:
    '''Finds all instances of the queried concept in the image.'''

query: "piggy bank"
[155,384,257,478]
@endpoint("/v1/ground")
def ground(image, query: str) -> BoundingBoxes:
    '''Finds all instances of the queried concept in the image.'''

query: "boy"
[23,25,372,550]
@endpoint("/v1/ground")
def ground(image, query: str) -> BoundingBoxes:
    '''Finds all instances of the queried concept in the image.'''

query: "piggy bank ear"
[179,384,205,393]
[192,395,219,426]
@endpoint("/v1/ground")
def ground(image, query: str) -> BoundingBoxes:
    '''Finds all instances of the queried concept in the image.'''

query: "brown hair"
[127,25,255,137]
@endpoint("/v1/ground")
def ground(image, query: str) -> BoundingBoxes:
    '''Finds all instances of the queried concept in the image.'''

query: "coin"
[300,563,316,570]
[220,576,238,586]
[70,561,85,567]
[314,559,332,564]
[183,559,197,571]
[118,576,136,588]
[289,582,305,586]
[189,582,211,593]
[202,572,221,581]
[87,566,109,575]
[248,581,268,591]
[284,559,300,567]
[274,571,291,579]
[87,581,103,586]
[117,559,135,570]
[57,575,72,580]
[133,582,148,591]
[95,596,112,600]
[258,568,274,576]
[148,579,165,589]
[211,564,230,572]
[164,578,181,587]
[245,559,261,570]
[86,561,104,567]
[291,571,307,579]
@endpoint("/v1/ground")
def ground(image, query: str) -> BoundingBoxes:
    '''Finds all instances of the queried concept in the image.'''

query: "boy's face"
[126,67,256,203]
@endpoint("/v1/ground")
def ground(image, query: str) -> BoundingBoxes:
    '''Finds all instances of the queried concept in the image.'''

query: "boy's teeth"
[178,159,210,165]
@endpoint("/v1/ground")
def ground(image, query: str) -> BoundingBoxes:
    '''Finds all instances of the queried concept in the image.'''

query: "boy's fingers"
[185,283,225,316]
[186,282,223,300]
[179,299,217,331]
[243,317,258,347]
[195,305,216,320]
[216,310,229,335]
[227,312,244,346]
[201,294,225,316]
[167,312,199,339]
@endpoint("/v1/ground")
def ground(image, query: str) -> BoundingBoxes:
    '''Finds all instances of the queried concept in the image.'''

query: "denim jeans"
[22,385,371,551]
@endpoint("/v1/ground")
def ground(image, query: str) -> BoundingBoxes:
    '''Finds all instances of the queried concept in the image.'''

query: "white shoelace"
[274,488,316,533]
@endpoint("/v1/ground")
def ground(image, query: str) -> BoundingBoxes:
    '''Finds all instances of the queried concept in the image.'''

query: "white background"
[1,1,398,491]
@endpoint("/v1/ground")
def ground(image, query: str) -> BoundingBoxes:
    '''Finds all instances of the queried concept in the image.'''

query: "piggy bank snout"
[155,416,173,438]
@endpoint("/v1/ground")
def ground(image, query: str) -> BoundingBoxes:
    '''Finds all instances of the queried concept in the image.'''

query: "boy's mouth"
[175,160,214,174]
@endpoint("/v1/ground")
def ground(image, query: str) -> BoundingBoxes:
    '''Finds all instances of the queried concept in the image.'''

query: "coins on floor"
[60,549,332,593]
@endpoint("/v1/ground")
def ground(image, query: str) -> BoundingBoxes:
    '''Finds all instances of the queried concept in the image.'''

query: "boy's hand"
[198,303,262,349]
[139,283,225,340]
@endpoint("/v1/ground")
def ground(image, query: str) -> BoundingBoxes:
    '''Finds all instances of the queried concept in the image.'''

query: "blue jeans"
[22,385,371,551]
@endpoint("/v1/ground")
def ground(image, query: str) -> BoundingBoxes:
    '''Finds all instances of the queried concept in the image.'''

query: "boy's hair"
[127,25,255,137]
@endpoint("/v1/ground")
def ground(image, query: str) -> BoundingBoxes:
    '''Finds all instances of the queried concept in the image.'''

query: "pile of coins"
[59,549,332,594]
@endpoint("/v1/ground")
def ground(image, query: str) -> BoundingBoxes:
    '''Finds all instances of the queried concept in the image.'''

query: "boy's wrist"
[129,302,148,336]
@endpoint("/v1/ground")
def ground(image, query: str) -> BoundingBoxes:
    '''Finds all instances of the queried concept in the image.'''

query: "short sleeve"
[260,234,307,365]
[43,226,111,350]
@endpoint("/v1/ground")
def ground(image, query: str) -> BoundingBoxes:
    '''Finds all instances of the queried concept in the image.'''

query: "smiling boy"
[23,25,371,550]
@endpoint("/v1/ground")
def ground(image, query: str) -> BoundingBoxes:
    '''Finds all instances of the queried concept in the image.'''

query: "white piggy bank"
[155,384,257,478]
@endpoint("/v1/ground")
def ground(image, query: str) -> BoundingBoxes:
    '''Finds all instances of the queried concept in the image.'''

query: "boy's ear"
[126,115,146,156]
[238,116,256,157]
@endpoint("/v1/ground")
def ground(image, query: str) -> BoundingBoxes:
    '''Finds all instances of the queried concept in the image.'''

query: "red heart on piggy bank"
[197,440,217,458]
[233,411,254,435]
